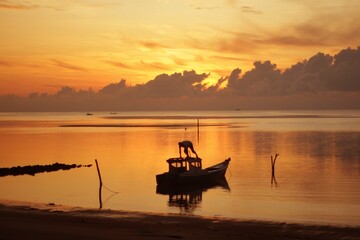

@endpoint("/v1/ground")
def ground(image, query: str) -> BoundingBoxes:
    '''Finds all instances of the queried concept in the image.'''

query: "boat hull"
[156,159,230,186]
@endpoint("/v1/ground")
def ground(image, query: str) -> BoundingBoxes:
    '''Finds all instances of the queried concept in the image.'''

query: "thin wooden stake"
[271,153,279,174]
[95,159,103,209]
[271,153,279,187]
[197,118,200,144]
[95,159,103,185]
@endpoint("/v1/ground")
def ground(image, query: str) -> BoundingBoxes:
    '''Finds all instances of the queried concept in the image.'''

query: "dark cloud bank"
[1,47,360,111]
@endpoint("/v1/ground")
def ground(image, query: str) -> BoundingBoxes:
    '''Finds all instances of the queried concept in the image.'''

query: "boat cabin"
[166,157,202,174]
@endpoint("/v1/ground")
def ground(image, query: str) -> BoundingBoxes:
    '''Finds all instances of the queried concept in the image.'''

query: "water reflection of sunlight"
[1,111,360,225]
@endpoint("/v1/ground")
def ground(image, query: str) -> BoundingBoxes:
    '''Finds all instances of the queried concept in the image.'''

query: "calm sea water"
[0,110,359,226]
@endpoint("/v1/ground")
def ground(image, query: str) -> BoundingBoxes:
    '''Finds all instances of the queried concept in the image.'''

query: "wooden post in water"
[95,159,103,209]
[197,118,200,144]
[271,153,279,187]
[271,153,279,174]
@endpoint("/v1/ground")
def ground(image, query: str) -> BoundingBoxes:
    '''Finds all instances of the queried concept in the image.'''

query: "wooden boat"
[156,157,231,185]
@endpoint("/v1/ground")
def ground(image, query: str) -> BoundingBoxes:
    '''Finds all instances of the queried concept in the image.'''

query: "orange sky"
[1,0,360,96]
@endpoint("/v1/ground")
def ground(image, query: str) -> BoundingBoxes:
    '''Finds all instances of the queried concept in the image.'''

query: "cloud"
[139,41,167,50]
[104,60,131,69]
[98,71,210,98]
[324,47,360,91]
[241,6,261,14]
[282,52,333,93]
[0,0,63,11]
[260,10,360,48]
[225,47,360,96]
[226,61,282,96]
[140,70,209,98]
[206,31,263,55]
[171,56,187,66]
[0,0,37,10]
[139,61,171,71]
[51,59,88,72]
[211,55,252,62]
[1,47,360,111]
[76,1,120,8]
[258,20,345,47]
[56,86,77,96]
[188,2,219,10]
[259,35,329,47]
[0,60,13,66]
[0,59,41,69]
[207,4,360,57]
[0,0,120,11]
[99,79,127,95]
[190,5,219,10]
[227,68,241,89]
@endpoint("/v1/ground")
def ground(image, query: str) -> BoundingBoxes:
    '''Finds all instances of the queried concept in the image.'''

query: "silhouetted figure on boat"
[178,140,199,159]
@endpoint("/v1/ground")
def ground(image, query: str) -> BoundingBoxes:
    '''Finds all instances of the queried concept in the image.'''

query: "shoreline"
[0,199,359,240]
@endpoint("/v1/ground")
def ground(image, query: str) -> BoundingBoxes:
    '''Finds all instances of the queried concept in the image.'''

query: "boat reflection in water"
[156,178,230,213]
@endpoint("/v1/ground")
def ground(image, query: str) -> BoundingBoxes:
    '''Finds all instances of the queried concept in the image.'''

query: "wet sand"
[0,200,359,240]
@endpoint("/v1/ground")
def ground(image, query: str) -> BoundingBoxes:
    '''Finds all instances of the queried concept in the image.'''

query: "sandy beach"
[0,200,359,240]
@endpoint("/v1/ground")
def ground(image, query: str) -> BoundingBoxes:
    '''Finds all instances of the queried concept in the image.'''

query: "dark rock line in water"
[0,163,92,177]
